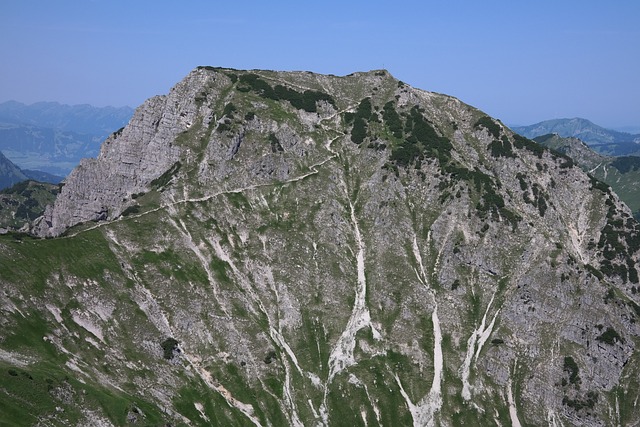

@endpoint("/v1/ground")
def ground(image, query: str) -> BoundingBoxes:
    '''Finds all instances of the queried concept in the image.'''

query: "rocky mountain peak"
[32,66,416,237]
[4,67,640,425]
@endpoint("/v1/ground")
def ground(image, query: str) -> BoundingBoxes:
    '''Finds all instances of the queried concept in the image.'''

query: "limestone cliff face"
[34,69,222,237]
[4,67,640,426]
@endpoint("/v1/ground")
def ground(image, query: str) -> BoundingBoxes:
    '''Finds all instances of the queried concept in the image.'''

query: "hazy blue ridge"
[0,100,134,137]
[512,118,640,156]
[0,101,134,175]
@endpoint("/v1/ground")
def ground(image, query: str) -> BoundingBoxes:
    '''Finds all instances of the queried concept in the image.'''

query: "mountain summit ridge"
[3,66,640,426]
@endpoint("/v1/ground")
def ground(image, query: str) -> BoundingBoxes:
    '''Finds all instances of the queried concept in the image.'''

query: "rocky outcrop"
[33,69,231,237]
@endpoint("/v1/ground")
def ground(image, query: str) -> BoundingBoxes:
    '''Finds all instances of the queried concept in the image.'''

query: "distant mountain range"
[0,150,62,189]
[0,148,62,231]
[0,150,28,189]
[512,118,640,157]
[0,101,133,175]
[0,100,133,136]
[534,133,640,218]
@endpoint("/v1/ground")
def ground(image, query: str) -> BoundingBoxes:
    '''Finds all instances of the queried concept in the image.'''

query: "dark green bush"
[513,134,545,158]
[237,73,335,112]
[611,156,640,174]
[563,391,598,411]
[596,327,623,345]
[382,101,403,138]
[563,356,580,384]
[263,350,277,364]
[121,205,140,217]
[343,112,355,125]
[516,173,528,191]
[390,106,452,167]
[473,116,501,138]
[588,174,610,194]
[269,133,284,153]
[222,103,237,117]
[488,135,515,158]
[161,338,179,360]
[355,98,372,120]
[150,162,181,190]
[628,300,640,318]
[238,73,273,96]
[585,264,604,280]
[113,127,125,138]
[351,118,368,145]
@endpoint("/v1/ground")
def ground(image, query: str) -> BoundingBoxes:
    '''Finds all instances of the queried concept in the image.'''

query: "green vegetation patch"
[611,156,640,174]
[222,102,237,117]
[596,326,623,345]
[349,98,374,144]
[237,73,335,112]
[563,356,580,385]
[473,116,501,138]
[268,132,284,153]
[596,205,640,281]
[488,135,516,158]
[522,183,549,217]
[389,105,452,167]
[149,161,182,190]
[563,391,598,412]
[589,174,611,194]
[382,101,403,138]
[0,180,59,229]
[585,264,604,280]
[210,256,233,286]
[448,165,521,229]
[513,134,545,158]
[333,355,413,426]
[160,337,179,360]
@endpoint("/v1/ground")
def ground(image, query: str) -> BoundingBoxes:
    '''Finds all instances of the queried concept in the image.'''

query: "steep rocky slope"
[3,67,640,426]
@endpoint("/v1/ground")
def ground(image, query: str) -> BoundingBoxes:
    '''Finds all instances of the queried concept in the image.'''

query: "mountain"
[0,101,134,137]
[0,150,28,189]
[513,118,640,156]
[535,133,640,219]
[0,147,63,189]
[0,101,134,175]
[0,123,103,175]
[2,67,640,426]
[21,169,64,184]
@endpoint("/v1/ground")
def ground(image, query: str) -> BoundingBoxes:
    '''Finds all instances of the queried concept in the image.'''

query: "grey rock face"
[34,69,229,237]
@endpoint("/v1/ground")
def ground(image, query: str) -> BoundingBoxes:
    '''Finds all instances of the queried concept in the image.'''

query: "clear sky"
[1,1,638,128]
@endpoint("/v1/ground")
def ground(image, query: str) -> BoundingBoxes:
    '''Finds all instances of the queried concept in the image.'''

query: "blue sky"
[1,1,638,129]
